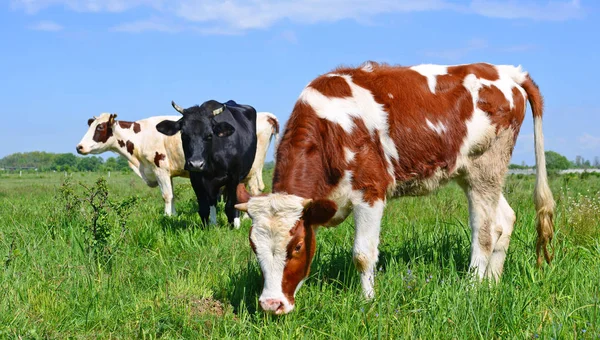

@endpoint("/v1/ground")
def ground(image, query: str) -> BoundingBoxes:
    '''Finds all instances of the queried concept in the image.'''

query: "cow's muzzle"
[259,296,294,315]
[185,159,205,172]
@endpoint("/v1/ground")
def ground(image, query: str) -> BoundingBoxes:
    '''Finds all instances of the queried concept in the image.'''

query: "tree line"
[0,152,130,172]
[509,151,600,170]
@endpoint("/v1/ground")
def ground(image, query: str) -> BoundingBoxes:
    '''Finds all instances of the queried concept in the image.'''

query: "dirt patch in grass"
[190,297,227,317]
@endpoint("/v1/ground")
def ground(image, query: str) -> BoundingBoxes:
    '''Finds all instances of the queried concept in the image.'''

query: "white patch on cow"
[344,147,355,163]
[425,118,447,135]
[299,75,398,181]
[457,74,495,164]
[209,205,217,225]
[467,65,529,109]
[326,171,362,226]
[233,217,241,229]
[410,64,448,94]
[388,93,394,99]
[247,194,306,309]
[353,199,385,299]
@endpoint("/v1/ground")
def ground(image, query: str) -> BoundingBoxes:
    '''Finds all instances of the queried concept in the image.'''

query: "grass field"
[1,170,599,339]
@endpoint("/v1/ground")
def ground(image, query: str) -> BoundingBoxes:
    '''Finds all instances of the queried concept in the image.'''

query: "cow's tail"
[267,114,280,154]
[520,73,555,266]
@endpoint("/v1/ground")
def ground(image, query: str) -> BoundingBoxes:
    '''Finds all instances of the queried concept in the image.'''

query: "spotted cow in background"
[76,111,279,217]
[236,61,555,314]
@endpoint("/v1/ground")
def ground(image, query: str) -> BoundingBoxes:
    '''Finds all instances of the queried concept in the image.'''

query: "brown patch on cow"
[92,122,113,143]
[267,117,279,135]
[118,121,133,129]
[236,183,251,203]
[353,253,370,272]
[447,63,500,82]
[154,152,166,167]
[309,75,352,98]
[126,140,134,155]
[281,220,316,304]
[118,121,142,133]
[118,139,125,148]
[478,220,493,253]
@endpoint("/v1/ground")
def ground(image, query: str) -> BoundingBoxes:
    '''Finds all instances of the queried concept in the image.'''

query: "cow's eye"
[96,125,104,131]
[294,243,303,252]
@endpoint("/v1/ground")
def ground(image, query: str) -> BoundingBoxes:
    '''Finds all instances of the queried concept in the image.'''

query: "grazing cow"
[235,61,555,314]
[156,100,258,228]
[76,112,278,217]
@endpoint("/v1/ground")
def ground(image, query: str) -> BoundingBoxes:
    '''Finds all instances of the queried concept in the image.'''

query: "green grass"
[0,171,599,339]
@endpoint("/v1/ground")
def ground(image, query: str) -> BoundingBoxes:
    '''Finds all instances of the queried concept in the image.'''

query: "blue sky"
[1,0,598,165]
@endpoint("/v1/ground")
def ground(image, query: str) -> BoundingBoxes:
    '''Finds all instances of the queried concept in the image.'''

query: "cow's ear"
[302,199,337,225]
[213,122,235,138]
[87,118,94,126]
[156,120,182,136]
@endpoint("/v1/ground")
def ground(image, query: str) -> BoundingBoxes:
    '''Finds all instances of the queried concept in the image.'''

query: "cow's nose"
[185,160,205,171]
[260,298,284,313]
[76,145,84,154]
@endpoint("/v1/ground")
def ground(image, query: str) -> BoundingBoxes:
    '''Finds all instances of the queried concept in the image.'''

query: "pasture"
[0,171,598,338]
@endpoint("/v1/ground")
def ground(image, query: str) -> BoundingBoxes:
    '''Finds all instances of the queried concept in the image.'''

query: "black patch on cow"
[126,140,134,155]
[118,139,125,148]
[154,152,166,167]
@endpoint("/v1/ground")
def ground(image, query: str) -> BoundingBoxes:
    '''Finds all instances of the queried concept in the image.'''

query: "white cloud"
[12,0,585,34]
[469,0,583,21]
[579,133,600,150]
[28,20,63,31]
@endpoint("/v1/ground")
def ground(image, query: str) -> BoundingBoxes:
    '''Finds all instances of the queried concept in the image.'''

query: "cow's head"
[76,113,117,155]
[235,189,337,314]
[156,100,237,172]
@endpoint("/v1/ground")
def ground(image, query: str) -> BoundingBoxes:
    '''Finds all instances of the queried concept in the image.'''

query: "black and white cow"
[156,99,257,228]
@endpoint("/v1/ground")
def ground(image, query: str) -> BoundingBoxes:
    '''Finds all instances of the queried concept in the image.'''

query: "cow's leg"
[352,200,385,299]
[156,171,174,216]
[459,128,515,280]
[190,174,210,226]
[486,194,516,280]
[224,183,241,229]
[257,166,265,192]
[460,183,500,279]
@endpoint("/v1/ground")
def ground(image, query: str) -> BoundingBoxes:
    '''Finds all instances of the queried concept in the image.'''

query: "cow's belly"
[392,167,456,197]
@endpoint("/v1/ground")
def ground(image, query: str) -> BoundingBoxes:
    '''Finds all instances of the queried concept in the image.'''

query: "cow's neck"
[272,132,332,200]
[108,122,141,166]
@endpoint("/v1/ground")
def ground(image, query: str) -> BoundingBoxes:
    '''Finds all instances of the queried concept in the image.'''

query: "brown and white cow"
[76,112,279,220]
[235,61,555,314]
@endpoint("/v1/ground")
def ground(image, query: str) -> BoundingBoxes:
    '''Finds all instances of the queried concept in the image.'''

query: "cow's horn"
[171,101,185,114]
[234,203,248,212]
[302,199,313,208]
